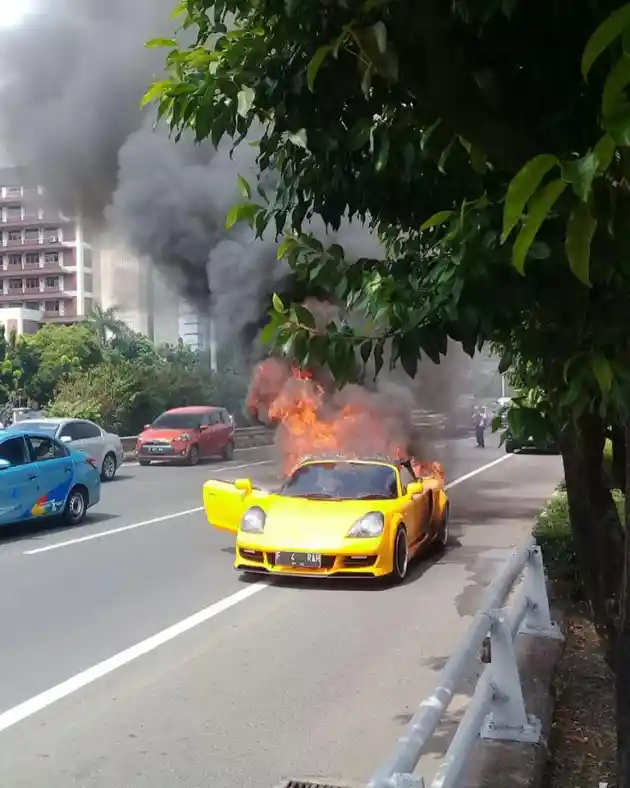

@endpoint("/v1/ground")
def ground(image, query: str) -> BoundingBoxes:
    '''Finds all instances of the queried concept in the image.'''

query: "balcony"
[1,216,70,231]
[0,288,72,301]
[3,238,66,253]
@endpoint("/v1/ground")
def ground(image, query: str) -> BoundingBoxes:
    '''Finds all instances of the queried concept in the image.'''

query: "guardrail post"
[481,612,542,743]
[518,545,564,640]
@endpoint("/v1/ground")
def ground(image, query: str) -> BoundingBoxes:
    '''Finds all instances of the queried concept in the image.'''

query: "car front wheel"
[390,526,409,584]
[187,444,200,466]
[64,487,88,526]
[222,440,235,461]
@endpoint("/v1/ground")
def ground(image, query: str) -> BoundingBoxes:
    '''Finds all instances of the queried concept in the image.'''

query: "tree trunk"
[611,422,627,491]
[616,417,630,788]
[560,413,623,644]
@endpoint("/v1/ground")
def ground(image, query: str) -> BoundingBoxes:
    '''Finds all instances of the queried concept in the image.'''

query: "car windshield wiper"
[353,494,387,500]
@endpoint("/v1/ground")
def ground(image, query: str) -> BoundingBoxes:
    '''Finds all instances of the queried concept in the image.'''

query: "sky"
[0,0,31,28]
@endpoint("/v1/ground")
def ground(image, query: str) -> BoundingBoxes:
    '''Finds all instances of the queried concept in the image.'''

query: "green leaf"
[437,136,456,173]
[582,3,630,80]
[374,135,390,172]
[373,340,384,379]
[260,319,280,346]
[293,304,316,329]
[146,38,177,48]
[593,134,617,171]
[237,174,251,199]
[512,179,567,275]
[420,210,453,232]
[602,102,630,145]
[272,293,285,313]
[565,202,596,287]
[502,154,559,241]
[140,80,171,108]
[288,129,308,149]
[372,21,387,53]
[237,86,255,118]
[591,355,613,397]
[602,55,630,115]
[360,340,372,365]
[225,202,260,229]
[307,45,332,92]
[561,152,598,202]
[498,349,513,374]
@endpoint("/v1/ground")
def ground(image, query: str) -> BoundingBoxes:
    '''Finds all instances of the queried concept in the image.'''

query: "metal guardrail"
[365,538,564,788]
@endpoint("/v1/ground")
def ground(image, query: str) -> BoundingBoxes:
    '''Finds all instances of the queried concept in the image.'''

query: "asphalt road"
[0,436,562,788]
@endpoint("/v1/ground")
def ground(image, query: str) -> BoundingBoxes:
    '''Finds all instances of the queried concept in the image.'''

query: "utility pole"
[143,257,155,342]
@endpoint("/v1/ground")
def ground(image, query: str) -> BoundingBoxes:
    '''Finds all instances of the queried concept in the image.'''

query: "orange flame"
[247,358,445,484]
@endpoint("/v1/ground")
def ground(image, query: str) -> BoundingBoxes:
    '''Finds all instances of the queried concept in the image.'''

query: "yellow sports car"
[203,457,450,582]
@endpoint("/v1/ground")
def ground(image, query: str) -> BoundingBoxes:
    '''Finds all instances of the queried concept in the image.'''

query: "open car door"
[202,479,269,533]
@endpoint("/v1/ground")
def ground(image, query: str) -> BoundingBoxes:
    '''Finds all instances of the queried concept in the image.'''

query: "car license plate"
[275,551,322,568]
[149,446,164,453]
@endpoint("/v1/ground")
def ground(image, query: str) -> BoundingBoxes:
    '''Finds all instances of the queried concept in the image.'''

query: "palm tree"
[85,303,130,345]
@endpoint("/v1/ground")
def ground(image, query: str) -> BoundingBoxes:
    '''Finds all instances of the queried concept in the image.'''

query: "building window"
[44,227,59,242]
[44,252,59,264]
[83,248,92,267]
[7,302,22,308]
[45,276,58,289]
[8,254,21,267]
[5,187,21,198]
[25,278,39,290]
[24,229,39,242]
[8,279,22,290]
[25,253,39,266]
[5,205,21,221]
[44,300,59,312]
[8,231,21,242]
[83,273,93,291]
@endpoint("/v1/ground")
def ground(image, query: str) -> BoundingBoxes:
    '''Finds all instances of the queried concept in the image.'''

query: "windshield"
[279,462,399,500]
[151,412,202,430]
[7,421,58,436]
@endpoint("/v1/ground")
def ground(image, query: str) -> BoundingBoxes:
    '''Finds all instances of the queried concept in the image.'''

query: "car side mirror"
[0,459,11,470]
[234,478,253,496]
[407,481,425,498]
[144,424,151,430]
[60,435,72,443]
[199,424,208,431]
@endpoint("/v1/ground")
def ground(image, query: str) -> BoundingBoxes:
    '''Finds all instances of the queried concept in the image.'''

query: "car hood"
[139,428,195,441]
[257,495,393,544]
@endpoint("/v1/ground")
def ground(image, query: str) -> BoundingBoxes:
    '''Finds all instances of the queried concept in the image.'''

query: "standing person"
[473,407,486,448]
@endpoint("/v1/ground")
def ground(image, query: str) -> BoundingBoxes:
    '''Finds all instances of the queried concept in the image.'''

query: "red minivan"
[136,406,235,466]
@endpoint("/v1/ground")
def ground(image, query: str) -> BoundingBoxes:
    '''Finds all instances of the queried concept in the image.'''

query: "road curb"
[459,606,566,788]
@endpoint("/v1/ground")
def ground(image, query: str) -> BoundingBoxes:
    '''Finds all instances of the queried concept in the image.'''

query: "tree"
[151,1,630,781]
[84,302,130,345]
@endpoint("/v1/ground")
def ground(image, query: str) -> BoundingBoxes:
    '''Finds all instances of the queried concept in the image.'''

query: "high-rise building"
[0,167,95,335]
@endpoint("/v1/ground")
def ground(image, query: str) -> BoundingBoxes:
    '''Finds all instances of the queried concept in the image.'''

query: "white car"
[6,417,124,481]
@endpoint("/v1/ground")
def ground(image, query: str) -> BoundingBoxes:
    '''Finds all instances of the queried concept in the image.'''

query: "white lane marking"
[5,449,519,732]
[444,453,514,490]
[0,582,269,734]
[24,460,275,556]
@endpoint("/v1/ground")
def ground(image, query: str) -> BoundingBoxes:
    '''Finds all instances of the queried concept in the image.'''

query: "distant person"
[472,408,486,448]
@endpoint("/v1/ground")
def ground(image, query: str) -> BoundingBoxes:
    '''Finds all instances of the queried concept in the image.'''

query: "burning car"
[203,455,449,582]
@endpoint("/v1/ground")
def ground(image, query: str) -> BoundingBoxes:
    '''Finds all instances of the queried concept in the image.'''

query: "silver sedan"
[6,417,124,481]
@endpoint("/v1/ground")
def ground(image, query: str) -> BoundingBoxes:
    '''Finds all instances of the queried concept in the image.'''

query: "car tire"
[139,460,150,467]
[101,452,117,481]
[64,486,88,526]
[222,440,235,461]
[187,444,200,466]
[505,443,514,454]
[390,526,409,584]
[436,503,450,549]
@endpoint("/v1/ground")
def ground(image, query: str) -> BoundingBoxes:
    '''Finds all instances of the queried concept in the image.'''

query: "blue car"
[0,429,101,527]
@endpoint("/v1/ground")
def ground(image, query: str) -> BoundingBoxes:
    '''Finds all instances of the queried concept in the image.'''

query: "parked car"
[136,406,236,466]
[0,429,101,527]
[6,418,124,481]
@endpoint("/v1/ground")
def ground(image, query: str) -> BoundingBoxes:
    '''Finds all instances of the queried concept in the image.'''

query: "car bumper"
[137,445,191,461]
[234,536,393,578]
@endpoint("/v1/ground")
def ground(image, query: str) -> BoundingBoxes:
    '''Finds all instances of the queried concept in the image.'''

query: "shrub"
[535,485,625,598]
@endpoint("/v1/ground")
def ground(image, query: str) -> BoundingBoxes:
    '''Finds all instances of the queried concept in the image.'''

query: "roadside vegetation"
[0,311,249,435]
[536,445,623,788]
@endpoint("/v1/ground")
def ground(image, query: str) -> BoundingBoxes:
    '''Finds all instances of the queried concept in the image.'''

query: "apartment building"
[0,167,95,334]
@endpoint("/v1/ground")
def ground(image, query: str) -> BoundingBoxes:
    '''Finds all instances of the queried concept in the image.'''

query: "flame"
[247,358,445,484]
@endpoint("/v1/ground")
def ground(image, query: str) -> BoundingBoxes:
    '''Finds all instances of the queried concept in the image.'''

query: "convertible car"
[203,457,450,582]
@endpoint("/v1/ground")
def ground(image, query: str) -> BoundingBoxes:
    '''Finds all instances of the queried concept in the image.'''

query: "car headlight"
[240,506,266,534]
[175,433,192,441]
[347,512,385,538]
